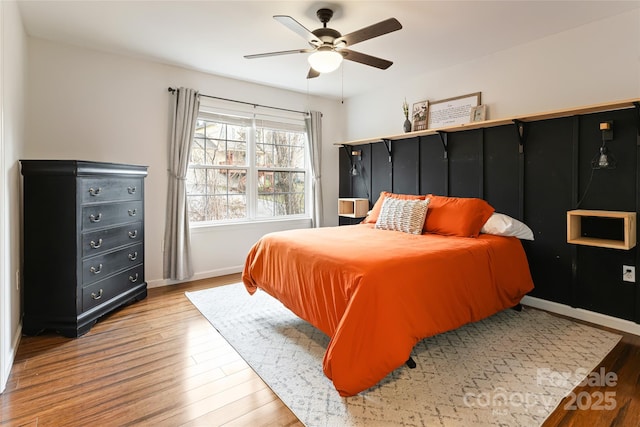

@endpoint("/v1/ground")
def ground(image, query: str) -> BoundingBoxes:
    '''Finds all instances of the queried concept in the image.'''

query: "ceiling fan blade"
[335,18,402,47]
[274,15,322,47]
[244,48,314,59]
[307,68,320,79]
[340,49,393,69]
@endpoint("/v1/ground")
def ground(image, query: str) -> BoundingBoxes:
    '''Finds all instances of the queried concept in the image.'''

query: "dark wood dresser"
[20,160,148,337]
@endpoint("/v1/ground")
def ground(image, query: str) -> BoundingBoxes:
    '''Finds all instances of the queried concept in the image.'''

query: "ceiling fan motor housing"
[311,27,342,47]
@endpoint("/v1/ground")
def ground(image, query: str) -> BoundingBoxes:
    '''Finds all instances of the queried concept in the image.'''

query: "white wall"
[0,0,27,393]
[25,38,344,287]
[344,9,640,141]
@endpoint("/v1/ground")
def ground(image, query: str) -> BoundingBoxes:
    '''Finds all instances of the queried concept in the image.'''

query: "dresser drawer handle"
[90,239,103,249]
[128,230,138,239]
[128,252,138,261]
[91,289,103,300]
[88,187,102,197]
[89,213,102,223]
[90,264,103,274]
[127,186,137,194]
[128,209,137,216]
[129,273,139,283]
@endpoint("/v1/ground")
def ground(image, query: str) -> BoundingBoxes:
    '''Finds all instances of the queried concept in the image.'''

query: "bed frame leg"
[406,357,416,369]
[512,303,523,312]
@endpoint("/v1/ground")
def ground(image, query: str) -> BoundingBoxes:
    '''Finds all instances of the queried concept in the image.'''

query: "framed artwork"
[427,92,481,129]
[412,101,428,131]
[470,104,487,122]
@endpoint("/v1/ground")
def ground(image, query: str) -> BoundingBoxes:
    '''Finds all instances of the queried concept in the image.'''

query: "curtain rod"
[167,87,307,116]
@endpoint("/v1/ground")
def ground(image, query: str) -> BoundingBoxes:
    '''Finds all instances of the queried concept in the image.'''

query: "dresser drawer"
[80,177,143,204]
[82,201,143,230]
[82,222,143,257]
[82,243,143,285]
[82,264,145,312]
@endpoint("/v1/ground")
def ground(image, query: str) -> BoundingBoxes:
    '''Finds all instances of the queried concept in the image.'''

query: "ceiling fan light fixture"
[308,48,343,73]
[246,9,401,79]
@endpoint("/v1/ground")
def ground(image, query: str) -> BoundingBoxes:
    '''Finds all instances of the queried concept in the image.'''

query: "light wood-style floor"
[1,273,638,426]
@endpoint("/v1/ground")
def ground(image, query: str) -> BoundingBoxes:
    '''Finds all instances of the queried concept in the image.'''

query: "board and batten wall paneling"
[339,106,640,324]
[573,109,638,322]
[339,144,372,225]
[523,117,577,306]
[391,138,420,195]
[338,146,352,199]
[419,135,448,197]
[577,245,637,321]
[483,126,521,219]
[577,110,638,211]
[447,131,485,199]
[371,143,392,202]
[352,144,372,202]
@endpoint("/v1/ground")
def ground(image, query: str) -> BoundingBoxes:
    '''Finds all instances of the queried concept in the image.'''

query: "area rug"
[186,283,621,427]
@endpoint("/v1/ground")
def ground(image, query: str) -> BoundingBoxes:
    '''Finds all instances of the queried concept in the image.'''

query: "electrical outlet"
[622,265,635,283]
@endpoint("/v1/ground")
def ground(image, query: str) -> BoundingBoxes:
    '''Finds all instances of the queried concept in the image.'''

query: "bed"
[242,194,535,396]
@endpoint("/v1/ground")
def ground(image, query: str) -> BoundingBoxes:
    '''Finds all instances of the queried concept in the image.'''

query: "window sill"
[189,216,312,233]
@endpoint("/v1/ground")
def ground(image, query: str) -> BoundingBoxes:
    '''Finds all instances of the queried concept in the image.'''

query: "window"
[186,109,309,224]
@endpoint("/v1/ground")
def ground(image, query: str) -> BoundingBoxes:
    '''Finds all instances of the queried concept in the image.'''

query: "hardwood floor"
[540,316,640,427]
[0,274,301,427]
[1,274,638,426]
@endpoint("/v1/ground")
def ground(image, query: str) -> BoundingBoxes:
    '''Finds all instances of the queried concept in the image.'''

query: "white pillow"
[481,213,534,240]
[375,197,430,235]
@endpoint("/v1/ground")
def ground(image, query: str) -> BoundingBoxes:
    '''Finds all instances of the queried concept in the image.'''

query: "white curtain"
[163,87,200,280]
[305,111,323,228]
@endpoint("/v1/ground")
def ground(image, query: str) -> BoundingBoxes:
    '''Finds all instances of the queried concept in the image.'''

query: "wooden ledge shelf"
[336,98,640,146]
[338,198,369,218]
[567,210,636,250]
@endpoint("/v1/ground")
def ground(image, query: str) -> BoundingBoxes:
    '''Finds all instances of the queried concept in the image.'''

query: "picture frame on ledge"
[470,104,487,122]
[412,101,428,131]
[427,92,481,129]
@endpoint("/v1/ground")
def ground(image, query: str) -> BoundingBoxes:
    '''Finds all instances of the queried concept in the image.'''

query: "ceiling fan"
[244,8,402,79]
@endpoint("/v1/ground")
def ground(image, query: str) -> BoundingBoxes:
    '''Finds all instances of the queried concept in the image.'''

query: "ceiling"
[17,1,640,100]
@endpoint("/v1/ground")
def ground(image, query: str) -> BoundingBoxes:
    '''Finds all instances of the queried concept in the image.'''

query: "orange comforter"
[242,224,534,396]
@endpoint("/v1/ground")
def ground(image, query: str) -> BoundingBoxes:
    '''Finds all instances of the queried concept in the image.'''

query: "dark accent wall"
[339,107,640,324]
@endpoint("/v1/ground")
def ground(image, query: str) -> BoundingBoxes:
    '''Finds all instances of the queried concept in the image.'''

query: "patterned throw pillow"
[374,197,430,234]
[362,191,427,224]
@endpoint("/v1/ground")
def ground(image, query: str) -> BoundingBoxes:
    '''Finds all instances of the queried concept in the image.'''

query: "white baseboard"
[521,295,640,337]
[146,265,243,288]
[1,323,22,393]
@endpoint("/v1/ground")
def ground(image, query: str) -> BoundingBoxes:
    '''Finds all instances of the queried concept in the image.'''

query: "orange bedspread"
[242,224,534,396]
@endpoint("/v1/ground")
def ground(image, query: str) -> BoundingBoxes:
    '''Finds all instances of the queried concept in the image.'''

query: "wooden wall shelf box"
[567,210,636,250]
[338,198,369,218]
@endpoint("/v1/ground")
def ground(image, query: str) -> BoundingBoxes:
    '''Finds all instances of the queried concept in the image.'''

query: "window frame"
[187,107,311,227]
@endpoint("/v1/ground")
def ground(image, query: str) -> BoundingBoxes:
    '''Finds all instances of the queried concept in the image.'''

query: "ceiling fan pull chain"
[341,65,344,104]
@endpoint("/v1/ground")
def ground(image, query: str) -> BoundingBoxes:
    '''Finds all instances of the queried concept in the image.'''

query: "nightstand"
[567,210,636,250]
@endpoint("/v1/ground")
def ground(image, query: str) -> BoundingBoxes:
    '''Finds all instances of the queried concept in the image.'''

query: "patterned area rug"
[186,283,621,427]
